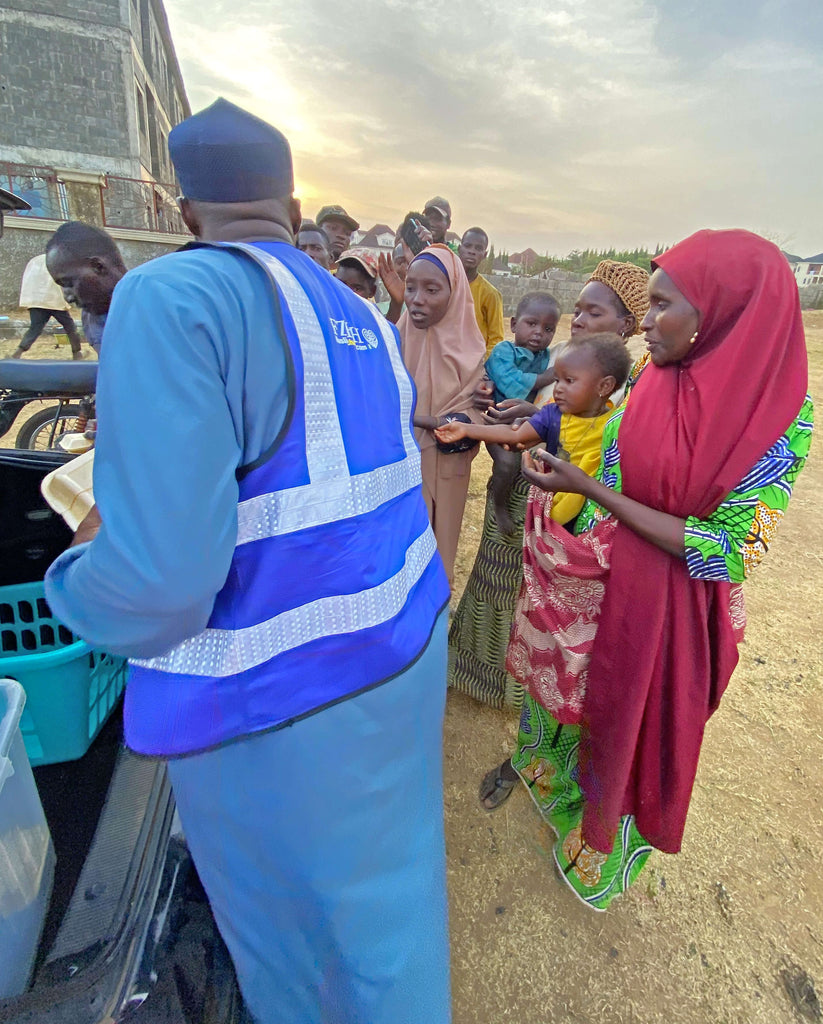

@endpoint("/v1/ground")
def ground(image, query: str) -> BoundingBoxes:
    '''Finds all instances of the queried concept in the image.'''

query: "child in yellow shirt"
[435,333,631,530]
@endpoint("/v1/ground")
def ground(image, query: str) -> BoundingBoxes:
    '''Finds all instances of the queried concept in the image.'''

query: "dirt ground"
[2,314,821,1023]
[445,312,823,1024]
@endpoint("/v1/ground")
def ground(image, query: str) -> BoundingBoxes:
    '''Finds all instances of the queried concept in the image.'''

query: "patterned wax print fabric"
[511,695,652,912]
[624,350,651,393]
[577,395,815,583]
[448,471,531,709]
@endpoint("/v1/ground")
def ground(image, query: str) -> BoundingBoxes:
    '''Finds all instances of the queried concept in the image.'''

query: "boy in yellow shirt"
[458,227,504,357]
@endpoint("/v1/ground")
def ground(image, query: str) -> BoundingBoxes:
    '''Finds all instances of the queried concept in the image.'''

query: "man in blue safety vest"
[45,98,452,1024]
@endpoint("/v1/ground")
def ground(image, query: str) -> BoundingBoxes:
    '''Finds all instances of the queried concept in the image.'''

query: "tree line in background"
[479,245,668,276]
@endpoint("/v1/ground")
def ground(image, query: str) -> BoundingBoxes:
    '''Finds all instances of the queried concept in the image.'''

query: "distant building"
[509,248,540,272]
[491,257,512,277]
[0,0,189,228]
[351,223,396,255]
[0,0,191,308]
[788,253,823,287]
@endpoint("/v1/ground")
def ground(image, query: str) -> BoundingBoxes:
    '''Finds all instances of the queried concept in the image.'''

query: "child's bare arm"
[488,444,521,536]
[414,413,443,431]
[435,419,541,447]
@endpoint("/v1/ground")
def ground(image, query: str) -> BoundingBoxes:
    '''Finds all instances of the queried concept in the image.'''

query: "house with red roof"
[509,247,540,272]
[350,223,395,255]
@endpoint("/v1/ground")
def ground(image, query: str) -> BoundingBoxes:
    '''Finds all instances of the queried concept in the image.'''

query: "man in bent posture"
[45,97,452,1024]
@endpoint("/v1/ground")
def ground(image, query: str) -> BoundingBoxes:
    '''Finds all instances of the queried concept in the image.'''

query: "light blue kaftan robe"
[45,243,451,1024]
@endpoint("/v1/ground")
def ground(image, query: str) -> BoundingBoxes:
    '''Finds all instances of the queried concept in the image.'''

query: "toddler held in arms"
[436,332,632,531]
[481,292,561,534]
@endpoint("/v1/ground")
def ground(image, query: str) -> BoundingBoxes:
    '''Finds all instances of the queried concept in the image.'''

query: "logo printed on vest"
[330,318,380,351]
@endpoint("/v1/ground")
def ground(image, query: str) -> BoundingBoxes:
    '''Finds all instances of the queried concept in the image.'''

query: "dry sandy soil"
[445,312,823,1024]
[2,314,821,1023]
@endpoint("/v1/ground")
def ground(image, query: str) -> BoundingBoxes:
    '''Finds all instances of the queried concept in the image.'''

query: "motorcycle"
[0,359,97,450]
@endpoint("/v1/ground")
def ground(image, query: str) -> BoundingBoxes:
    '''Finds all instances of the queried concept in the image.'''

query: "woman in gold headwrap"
[449,261,650,715]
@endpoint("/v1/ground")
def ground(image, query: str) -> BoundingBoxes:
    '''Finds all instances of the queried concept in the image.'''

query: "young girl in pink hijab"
[398,245,486,584]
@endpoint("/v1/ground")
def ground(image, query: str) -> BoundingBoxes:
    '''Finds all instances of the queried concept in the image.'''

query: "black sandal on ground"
[479,763,518,811]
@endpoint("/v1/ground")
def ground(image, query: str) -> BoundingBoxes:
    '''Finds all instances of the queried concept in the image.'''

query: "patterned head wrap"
[586,260,650,335]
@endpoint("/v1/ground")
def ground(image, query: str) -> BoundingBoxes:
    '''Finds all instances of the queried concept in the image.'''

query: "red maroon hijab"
[580,229,808,854]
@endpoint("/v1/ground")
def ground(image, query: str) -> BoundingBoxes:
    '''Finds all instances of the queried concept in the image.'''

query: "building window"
[57,181,70,220]
[136,86,147,136]
[0,163,63,220]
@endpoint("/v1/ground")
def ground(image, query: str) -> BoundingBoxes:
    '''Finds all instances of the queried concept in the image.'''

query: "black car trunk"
[0,450,244,1024]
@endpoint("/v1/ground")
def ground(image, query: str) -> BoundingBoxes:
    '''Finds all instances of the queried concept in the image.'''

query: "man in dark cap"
[316,203,359,267]
[45,98,451,1024]
[423,195,452,245]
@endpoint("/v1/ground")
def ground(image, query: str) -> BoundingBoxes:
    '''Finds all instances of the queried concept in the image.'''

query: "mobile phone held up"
[401,218,429,257]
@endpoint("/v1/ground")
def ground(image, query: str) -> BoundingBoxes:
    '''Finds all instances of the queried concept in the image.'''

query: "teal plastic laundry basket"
[0,581,126,766]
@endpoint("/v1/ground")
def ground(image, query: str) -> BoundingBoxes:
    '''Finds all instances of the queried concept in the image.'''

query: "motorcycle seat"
[0,359,98,396]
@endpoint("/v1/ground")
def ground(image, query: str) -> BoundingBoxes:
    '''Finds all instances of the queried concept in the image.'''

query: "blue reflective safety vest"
[126,241,449,756]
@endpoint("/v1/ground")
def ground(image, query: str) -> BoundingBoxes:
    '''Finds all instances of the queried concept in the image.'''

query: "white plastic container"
[0,678,56,998]
[40,448,95,531]
[57,432,94,456]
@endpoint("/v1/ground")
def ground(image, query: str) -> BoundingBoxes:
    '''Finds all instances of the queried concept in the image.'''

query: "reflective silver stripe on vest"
[132,526,437,677]
[366,301,418,456]
[231,245,421,544]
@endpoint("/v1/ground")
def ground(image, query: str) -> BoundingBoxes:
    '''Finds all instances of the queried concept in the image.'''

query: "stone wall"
[0,3,132,167]
[0,0,189,181]
[491,271,822,315]
[2,0,121,24]
[487,269,588,316]
[799,285,823,310]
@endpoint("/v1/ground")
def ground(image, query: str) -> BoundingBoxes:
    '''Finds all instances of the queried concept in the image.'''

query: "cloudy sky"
[164,0,823,257]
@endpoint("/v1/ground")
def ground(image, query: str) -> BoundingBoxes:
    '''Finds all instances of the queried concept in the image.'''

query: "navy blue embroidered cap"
[169,97,293,202]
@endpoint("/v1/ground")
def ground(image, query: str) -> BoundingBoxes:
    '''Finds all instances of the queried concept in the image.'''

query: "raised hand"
[378,252,405,306]
[521,449,591,494]
[472,376,494,411]
[434,420,469,444]
[414,221,433,247]
[485,398,537,424]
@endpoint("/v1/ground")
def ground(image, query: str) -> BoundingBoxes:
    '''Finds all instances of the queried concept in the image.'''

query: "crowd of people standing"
[30,96,814,1023]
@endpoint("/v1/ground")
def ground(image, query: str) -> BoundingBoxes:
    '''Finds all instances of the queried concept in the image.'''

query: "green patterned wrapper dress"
[448,473,530,709]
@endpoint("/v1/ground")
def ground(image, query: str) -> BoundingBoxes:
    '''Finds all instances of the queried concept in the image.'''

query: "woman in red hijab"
[493,229,813,910]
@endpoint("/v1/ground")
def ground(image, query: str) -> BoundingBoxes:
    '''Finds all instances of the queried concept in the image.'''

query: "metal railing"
[1,162,187,236]
[101,175,187,235]
[0,163,67,220]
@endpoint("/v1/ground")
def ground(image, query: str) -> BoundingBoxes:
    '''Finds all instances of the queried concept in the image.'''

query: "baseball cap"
[337,247,378,279]
[423,196,451,219]
[316,205,360,231]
